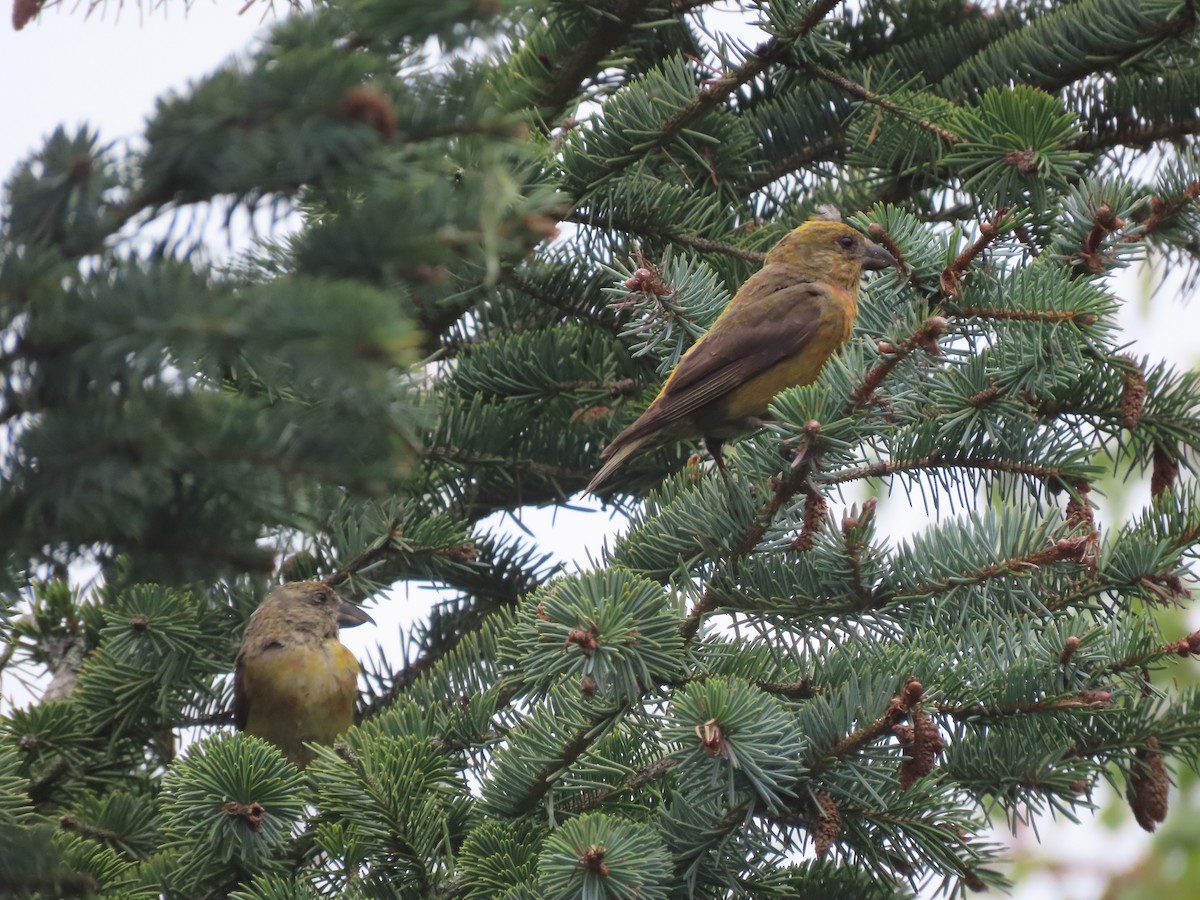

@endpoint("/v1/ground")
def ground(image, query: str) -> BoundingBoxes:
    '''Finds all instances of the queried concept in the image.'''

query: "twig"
[938,208,1009,298]
[678,421,823,643]
[849,316,947,411]
[557,755,680,814]
[805,65,961,147]
[893,536,1090,601]
[566,211,767,262]
[825,452,1068,486]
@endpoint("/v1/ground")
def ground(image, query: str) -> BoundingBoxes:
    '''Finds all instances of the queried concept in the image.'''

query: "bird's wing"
[232,651,250,731]
[233,634,287,730]
[620,269,834,441]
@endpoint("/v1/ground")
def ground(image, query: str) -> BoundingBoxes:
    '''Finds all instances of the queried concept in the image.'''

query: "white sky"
[1,3,264,174]
[4,5,1199,898]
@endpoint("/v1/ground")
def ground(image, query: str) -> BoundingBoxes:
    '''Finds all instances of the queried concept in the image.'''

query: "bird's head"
[764,220,897,293]
[248,581,375,642]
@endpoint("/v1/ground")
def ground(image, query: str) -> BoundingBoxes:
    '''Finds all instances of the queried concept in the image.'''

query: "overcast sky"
[2,4,266,181]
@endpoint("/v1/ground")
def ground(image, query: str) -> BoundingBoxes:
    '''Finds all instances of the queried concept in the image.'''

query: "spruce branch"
[26,757,71,805]
[938,208,1010,298]
[755,677,819,700]
[822,677,925,766]
[1041,579,1110,613]
[678,420,824,643]
[1014,221,1041,257]
[566,211,767,262]
[1159,519,1200,560]
[670,798,758,876]
[762,795,972,881]
[734,134,844,196]
[1075,116,1200,152]
[934,692,1114,722]
[326,519,403,589]
[1071,203,1127,274]
[942,304,1099,326]
[825,453,1069,486]
[430,729,505,755]
[892,536,1090,602]
[504,720,609,817]
[7,1,1200,892]
[804,65,962,147]
[1043,553,1194,613]
[557,755,680,814]
[1123,179,1200,242]
[840,499,878,608]
[1108,631,1200,675]
[426,447,583,486]
[503,269,616,333]
[865,221,908,270]
[662,0,842,129]
[868,210,1019,305]
[370,619,531,719]
[586,0,843,186]
[335,742,434,891]
[850,316,948,411]
[536,0,659,118]
[946,2,1198,97]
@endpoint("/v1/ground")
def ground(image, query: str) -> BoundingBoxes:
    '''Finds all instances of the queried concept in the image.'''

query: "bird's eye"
[312,590,329,605]
[838,235,856,249]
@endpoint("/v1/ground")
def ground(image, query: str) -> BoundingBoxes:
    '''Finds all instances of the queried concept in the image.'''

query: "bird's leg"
[705,437,730,483]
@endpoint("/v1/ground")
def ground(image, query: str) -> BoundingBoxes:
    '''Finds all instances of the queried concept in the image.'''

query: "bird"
[233,581,374,768]
[586,220,897,493]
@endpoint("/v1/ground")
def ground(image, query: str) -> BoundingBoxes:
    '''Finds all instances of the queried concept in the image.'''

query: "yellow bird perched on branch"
[234,581,374,768]
[587,220,896,493]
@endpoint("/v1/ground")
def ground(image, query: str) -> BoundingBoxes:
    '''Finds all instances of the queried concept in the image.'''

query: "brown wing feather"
[608,269,827,449]
[232,652,250,731]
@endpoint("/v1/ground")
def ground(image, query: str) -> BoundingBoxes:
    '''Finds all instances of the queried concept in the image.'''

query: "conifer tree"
[3,0,1200,897]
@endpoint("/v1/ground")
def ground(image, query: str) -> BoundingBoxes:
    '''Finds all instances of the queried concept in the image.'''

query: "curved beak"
[337,601,375,628]
[862,241,898,271]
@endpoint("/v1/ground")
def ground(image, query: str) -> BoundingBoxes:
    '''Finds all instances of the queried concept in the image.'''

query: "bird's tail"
[585,436,647,495]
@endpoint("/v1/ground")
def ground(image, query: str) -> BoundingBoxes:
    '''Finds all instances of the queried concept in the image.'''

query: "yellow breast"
[240,640,360,767]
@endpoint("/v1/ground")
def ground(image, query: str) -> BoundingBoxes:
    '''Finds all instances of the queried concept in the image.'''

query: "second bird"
[234,581,374,769]
[587,220,896,493]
